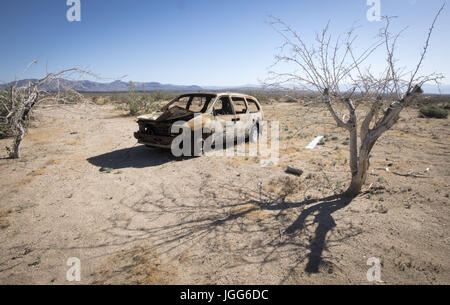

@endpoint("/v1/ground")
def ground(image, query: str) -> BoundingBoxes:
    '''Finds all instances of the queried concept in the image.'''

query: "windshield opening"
[167,95,215,113]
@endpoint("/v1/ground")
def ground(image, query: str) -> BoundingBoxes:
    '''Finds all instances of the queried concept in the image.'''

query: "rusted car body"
[134,92,264,153]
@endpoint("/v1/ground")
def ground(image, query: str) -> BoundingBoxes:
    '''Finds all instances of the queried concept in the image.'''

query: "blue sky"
[1,0,449,87]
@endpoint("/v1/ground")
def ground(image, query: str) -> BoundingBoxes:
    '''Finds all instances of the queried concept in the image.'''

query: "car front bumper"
[134,132,175,149]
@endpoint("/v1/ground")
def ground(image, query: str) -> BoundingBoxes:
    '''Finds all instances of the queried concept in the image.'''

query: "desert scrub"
[123,82,159,115]
[266,176,304,198]
[4,146,14,158]
[335,180,344,193]
[125,82,145,115]
[0,89,14,138]
[419,106,448,119]
[279,95,297,103]
[0,209,12,229]
[375,203,388,214]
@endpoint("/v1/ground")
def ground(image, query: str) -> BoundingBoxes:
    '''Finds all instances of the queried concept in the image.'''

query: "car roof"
[180,92,259,100]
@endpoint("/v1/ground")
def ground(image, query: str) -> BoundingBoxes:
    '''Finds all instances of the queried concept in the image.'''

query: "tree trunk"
[345,155,370,197]
[12,123,25,159]
[348,126,358,179]
[345,135,376,197]
[345,98,361,197]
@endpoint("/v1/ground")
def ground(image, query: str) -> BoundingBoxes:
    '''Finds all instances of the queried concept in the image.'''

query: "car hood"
[137,112,164,121]
[138,107,196,123]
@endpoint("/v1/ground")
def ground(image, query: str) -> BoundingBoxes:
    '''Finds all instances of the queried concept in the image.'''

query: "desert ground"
[0,99,449,284]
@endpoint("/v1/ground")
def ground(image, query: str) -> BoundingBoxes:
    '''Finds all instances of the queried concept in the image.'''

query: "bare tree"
[266,5,445,197]
[0,66,89,159]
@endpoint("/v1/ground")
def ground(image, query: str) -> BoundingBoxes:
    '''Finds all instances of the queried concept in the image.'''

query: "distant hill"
[218,83,450,95]
[1,79,448,94]
[0,79,203,92]
[421,84,450,95]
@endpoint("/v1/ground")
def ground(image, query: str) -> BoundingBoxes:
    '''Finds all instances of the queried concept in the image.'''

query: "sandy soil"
[0,101,449,285]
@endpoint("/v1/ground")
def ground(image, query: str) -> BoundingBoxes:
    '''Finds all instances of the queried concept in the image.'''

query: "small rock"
[99,167,113,173]
[28,261,39,267]
[286,166,303,177]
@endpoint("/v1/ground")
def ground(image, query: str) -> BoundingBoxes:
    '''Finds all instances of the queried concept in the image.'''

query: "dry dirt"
[0,101,449,285]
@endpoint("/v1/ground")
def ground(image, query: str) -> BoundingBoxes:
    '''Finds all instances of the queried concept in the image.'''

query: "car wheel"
[249,125,259,143]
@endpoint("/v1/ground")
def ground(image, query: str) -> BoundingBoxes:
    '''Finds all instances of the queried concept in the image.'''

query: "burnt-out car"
[134,92,264,155]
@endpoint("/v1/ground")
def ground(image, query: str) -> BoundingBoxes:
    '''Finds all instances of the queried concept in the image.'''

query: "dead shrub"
[267,176,304,198]
[419,106,448,119]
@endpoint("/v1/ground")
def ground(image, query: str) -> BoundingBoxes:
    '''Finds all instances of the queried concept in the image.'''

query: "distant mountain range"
[1,79,449,94]
[0,79,203,92]
[421,84,450,95]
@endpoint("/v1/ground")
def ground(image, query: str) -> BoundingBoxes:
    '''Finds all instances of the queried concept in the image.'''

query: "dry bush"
[0,88,13,138]
[0,209,13,229]
[0,66,91,158]
[91,246,176,284]
[266,176,304,198]
[419,105,448,119]
[121,83,171,115]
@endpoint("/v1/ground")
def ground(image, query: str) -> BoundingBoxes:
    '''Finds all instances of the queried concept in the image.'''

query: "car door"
[231,96,250,142]
[211,95,237,144]
[245,96,263,126]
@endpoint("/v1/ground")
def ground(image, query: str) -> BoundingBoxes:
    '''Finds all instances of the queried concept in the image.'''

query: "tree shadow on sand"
[278,195,353,273]
[37,177,357,283]
[98,179,356,280]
